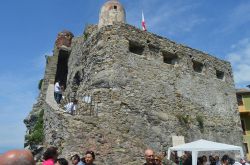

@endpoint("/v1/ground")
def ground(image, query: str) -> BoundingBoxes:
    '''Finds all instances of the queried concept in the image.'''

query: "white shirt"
[64,102,76,113]
[54,82,61,93]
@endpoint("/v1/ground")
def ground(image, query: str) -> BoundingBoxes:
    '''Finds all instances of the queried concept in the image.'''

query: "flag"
[142,11,147,31]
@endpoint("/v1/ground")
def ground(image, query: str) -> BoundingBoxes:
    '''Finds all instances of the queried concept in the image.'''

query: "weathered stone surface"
[25,23,243,164]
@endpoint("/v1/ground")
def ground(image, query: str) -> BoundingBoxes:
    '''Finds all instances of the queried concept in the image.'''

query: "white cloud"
[227,38,250,88]
[126,0,205,36]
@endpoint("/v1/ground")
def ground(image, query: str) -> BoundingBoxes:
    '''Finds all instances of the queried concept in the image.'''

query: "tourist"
[54,81,62,104]
[160,151,167,165]
[183,152,192,165]
[209,155,216,165]
[221,155,230,165]
[144,149,156,165]
[42,146,58,165]
[154,155,163,165]
[85,151,96,165]
[55,158,68,165]
[64,99,78,115]
[71,154,85,165]
[215,156,220,165]
[202,155,210,165]
[0,149,35,165]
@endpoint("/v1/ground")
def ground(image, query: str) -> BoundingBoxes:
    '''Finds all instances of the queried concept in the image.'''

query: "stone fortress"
[24,0,243,164]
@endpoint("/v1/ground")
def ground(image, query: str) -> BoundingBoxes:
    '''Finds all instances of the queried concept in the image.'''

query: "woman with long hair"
[42,147,58,165]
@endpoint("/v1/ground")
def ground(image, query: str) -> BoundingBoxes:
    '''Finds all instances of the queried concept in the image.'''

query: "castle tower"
[55,30,74,49]
[98,0,126,29]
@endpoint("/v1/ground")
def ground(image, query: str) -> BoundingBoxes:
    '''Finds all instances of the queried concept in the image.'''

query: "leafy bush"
[27,110,44,144]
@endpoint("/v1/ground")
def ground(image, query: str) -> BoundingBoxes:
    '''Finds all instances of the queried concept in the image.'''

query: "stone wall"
[56,23,242,163]
[25,23,243,164]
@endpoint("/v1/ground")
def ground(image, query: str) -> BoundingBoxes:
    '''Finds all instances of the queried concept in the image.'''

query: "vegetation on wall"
[27,110,44,144]
[83,30,89,41]
[38,79,43,90]
[176,114,190,126]
[196,115,204,133]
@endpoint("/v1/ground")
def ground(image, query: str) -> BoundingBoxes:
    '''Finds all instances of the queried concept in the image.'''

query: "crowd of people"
[0,147,249,165]
[0,147,96,165]
[143,149,249,165]
[42,147,96,165]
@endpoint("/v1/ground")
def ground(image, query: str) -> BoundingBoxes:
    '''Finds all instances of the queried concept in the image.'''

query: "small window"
[237,94,243,106]
[216,70,224,80]
[114,6,117,10]
[244,143,249,153]
[129,41,145,55]
[73,71,81,86]
[162,51,178,65]
[192,61,204,73]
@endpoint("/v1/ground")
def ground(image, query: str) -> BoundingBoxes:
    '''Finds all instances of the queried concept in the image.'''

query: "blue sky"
[0,0,249,153]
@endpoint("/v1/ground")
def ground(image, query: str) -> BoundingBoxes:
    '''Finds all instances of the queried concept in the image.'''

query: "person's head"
[144,149,154,165]
[198,157,203,165]
[240,159,246,165]
[73,99,78,104]
[55,158,68,165]
[43,146,58,161]
[0,149,35,165]
[202,155,207,162]
[154,155,162,165]
[161,151,167,157]
[221,155,230,165]
[85,151,95,165]
[71,154,81,165]
[215,156,220,162]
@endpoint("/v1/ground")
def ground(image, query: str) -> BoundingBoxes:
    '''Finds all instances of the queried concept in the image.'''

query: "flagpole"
[142,10,147,31]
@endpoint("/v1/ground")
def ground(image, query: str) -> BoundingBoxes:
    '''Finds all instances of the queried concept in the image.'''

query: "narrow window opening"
[114,6,117,10]
[72,71,81,92]
[162,51,178,65]
[216,70,225,80]
[55,50,69,89]
[193,61,204,73]
[73,71,81,86]
[129,41,145,55]
[237,94,243,106]
[244,143,249,153]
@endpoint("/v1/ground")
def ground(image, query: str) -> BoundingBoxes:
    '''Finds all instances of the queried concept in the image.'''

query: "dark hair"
[43,147,58,160]
[85,151,95,160]
[221,155,229,162]
[57,158,68,165]
[71,154,80,162]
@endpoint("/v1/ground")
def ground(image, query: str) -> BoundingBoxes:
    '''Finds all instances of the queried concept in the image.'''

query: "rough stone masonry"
[24,1,243,164]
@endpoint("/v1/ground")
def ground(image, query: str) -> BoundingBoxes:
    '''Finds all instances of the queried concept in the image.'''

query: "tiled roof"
[236,88,250,94]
